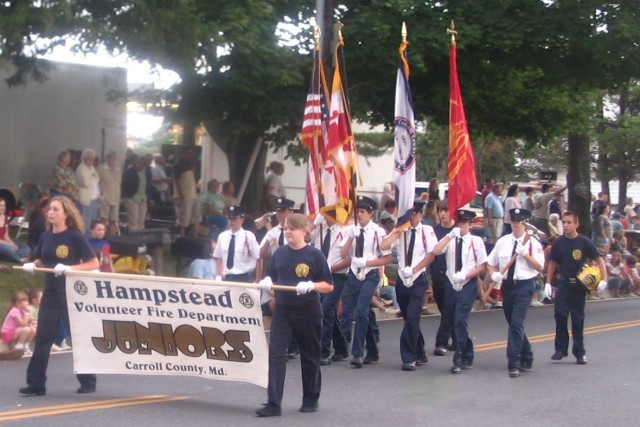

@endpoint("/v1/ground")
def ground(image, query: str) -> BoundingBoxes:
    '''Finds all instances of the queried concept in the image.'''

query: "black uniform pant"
[27,285,96,391]
[554,279,587,357]
[396,274,428,363]
[267,300,322,407]
[431,271,454,348]
[502,279,534,369]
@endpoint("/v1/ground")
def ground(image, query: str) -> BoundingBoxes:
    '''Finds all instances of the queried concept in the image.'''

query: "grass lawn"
[1,245,181,315]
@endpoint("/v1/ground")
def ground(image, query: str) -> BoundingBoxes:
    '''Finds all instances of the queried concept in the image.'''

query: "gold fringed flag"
[447,23,477,215]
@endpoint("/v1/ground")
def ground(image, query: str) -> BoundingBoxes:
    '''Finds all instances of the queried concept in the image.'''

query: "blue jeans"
[447,277,478,367]
[340,270,379,358]
[321,273,348,358]
[554,279,587,357]
[501,279,534,369]
[0,241,29,263]
[396,274,428,363]
[80,199,99,237]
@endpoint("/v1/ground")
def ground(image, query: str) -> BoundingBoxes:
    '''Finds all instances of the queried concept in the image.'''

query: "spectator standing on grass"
[76,148,100,237]
[98,151,122,236]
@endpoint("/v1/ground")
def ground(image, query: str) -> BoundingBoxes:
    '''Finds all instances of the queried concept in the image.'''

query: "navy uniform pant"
[396,274,428,363]
[447,278,478,367]
[27,285,96,391]
[501,279,534,369]
[554,280,587,357]
[267,300,322,407]
[321,273,348,358]
[340,270,379,358]
[431,271,454,349]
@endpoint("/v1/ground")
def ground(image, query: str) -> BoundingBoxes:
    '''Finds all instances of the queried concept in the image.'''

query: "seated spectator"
[620,255,640,297]
[1,291,36,355]
[188,240,218,280]
[201,179,228,239]
[548,213,562,238]
[611,228,629,256]
[0,197,29,263]
[88,220,114,272]
[27,198,49,257]
[606,249,624,298]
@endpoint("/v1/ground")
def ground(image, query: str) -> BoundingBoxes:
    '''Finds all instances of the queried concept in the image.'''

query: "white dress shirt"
[339,221,391,276]
[487,233,544,281]
[311,224,348,274]
[392,223,437,280]
[260,224,287,256]
[444,233,488,285]
[214,229,260,276]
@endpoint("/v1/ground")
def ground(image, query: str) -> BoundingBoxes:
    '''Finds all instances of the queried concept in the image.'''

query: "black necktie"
[278,227,284,247]
[321,228,331,258]
[227,234,235,269]
[355,228,364,258]
[506,240,518,282]
[455,237,463,272]
[406,228,416,266]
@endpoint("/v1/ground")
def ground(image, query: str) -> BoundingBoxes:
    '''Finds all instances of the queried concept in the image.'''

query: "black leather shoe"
[450,365,462,374]
[350,357,363,368]
[19,386,46,396]
[363,354,379,365]
[287,349,300,359]
[433,347,447,356]
[299,402,318,413]
[416,355,429,365]
[521,361,533,371]
[77,385,96,394]
[551,351,568,360]
[320,357,332,366]
[331,352,348,362]
[508,368,521,378]
[576,355,588,365]
[256,404,281,417]
[402,362,416,371]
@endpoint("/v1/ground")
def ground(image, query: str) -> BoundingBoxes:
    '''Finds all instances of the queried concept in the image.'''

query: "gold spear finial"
[401,21,407,44]
[335,20,344,40]
[447,20,457,44]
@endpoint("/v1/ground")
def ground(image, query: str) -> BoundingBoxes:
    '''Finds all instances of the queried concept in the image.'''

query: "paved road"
[1,298,639,426]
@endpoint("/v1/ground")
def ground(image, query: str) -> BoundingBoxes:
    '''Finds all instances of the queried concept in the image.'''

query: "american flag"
[301,48,330,215]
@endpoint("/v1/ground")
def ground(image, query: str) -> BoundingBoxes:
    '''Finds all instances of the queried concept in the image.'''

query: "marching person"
[213,206,260,283]
[19,196,99,396]
[259,197,295,258]
[381,201,437,371]
[311,213,351,365]
[432,209,487,374]
[255,213,334,417]
[339,196,392,368]
[487,209,544,378]
[545,211,607,365]
[431,202,455,355]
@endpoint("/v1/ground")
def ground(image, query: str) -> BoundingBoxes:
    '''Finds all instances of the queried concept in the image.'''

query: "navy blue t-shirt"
[268,244,333,306]
[431,223,454,275]
[35,229,96,289]
[550,234,600,279]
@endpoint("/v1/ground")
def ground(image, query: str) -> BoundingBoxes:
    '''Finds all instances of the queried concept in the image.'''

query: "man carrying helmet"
[544,211,607,365]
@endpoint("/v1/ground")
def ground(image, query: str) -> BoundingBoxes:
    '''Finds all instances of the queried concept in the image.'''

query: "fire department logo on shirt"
[295,263,310,278]
[56,244,69,259]
[572,249,582,261]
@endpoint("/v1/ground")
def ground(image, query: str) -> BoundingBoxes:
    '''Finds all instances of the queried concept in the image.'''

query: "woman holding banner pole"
[255,213,334,417]
[19,196,99,396]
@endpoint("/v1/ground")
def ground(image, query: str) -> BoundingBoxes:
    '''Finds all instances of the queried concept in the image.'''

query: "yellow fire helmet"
[577,265,601,292]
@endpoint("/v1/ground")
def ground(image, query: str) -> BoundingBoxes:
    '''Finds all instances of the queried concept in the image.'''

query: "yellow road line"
[475,319,640,352]
[0,394,187,422]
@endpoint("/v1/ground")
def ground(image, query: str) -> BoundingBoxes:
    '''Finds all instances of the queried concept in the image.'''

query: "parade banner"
[65,271,268,388]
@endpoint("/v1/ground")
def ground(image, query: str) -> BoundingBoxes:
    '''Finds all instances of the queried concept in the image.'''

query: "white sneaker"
[529,300,544,307]
[51,344,63,352]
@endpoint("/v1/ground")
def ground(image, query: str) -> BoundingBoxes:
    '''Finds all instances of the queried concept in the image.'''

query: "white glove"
[215,275,222,282]
[543,283,553,300]
[491,272,503,283]
[53,263,71,277]
[401,266,413,279]
[597,280,607,292]
[349,225,362,239]
[258,276,273,292]
[22,262,36,274]
[352,257,367,269]
[296,281,315,295]
[452,271,466,283]
[314,213,327,226]
[515,244,527,256]
[448,227,461,239]
[452,281,463,292]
